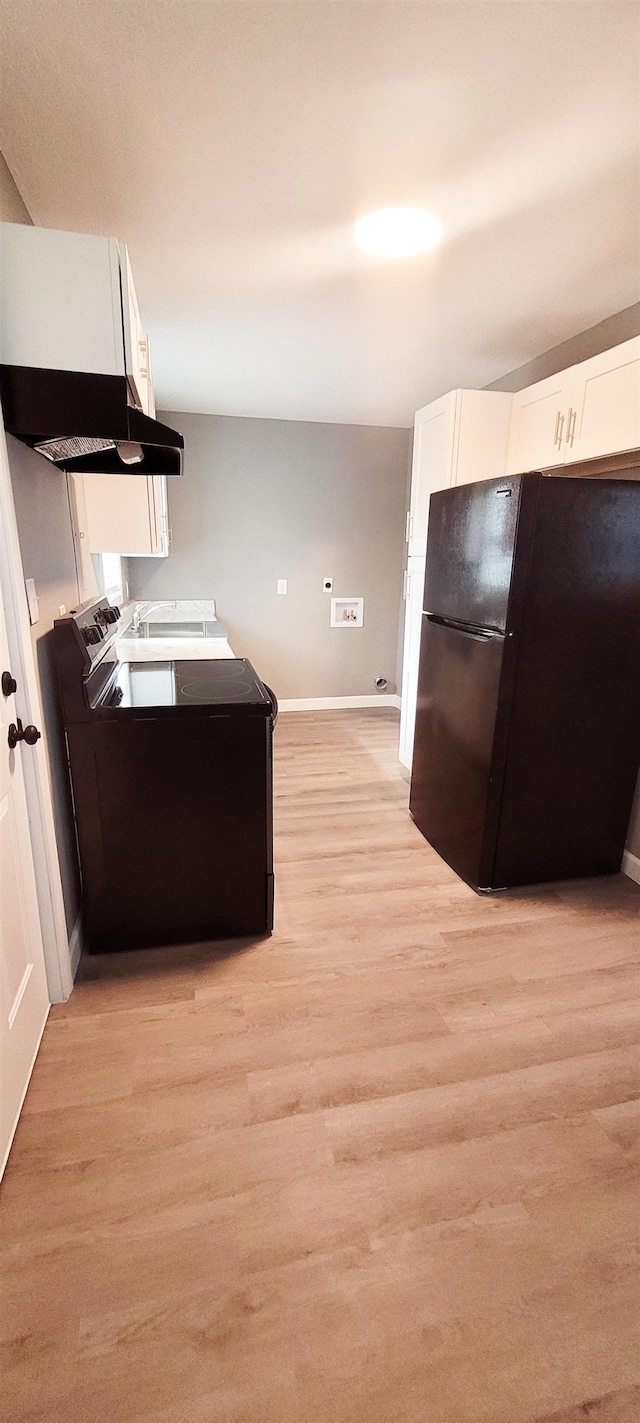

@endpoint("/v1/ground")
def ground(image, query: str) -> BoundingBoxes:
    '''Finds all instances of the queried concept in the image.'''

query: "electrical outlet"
[277,579,288,595]
[59,604,66,615]
[322,577,333,593]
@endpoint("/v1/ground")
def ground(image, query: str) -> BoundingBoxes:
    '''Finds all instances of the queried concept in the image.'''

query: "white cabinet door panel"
[120,245,152,415]
[454,390,513,486]
[570,338,640,462]
[83,475,159,556]
[408,394,457,556]
[506,370,574,474]
[0,224,124,376]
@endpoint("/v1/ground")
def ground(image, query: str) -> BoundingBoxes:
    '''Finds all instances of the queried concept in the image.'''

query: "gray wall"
[0,151,32,223]
[129,414,410,699]
[486,309,640,862]
[486,304,640,394]
[8,438,82,934]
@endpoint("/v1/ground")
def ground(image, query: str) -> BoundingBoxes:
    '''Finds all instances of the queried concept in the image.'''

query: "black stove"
[103,657,274,713]
[54,599,276,953]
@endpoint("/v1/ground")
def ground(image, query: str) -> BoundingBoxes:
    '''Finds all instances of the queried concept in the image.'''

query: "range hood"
[0,365,184,475]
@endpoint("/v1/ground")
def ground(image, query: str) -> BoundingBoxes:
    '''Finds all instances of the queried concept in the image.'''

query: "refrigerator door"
[493,475,640,885]
[409,615,506,889]
[424,475,523,633]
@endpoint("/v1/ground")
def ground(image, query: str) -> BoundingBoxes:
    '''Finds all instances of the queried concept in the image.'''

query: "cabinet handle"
[405,510,413,544]
[553,409,565,447]
[566,407,577,447]
[138,337,150,381]
[402,569,409,599]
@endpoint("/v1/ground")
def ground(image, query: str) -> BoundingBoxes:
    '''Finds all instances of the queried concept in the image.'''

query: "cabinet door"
[506,370,573,474]
[568,338,640,463]
[407,393,457,556]
[120,246,154,416]
[399,557,426,769]
[0,224,124,376]
[453,390,513,486]
[82,474,168,557]
[143,334,156,418]
[148,475,170,556]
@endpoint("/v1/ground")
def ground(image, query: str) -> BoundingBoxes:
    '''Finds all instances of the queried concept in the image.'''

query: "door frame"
[0,418,73,1002]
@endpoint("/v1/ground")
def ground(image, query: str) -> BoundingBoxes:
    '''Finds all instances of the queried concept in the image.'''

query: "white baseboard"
[621,848,640,886]
[278,694,401,712]
[68,911,84,979]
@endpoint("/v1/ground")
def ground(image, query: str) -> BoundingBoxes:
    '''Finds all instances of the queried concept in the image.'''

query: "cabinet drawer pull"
[566,407,577,446]
[553,409,565,447]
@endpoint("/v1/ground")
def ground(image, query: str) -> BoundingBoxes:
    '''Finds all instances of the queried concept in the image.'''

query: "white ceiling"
[1,1,638,427]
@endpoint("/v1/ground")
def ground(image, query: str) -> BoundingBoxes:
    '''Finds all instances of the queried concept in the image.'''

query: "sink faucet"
[131,600,176,633]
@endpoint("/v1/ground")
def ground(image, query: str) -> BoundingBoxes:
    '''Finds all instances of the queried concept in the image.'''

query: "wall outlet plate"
[277,579,288,595]
[331,596,364,628]
[322,577,333,592]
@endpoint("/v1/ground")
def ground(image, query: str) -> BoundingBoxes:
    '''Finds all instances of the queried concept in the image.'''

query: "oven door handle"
[263,683,278,724]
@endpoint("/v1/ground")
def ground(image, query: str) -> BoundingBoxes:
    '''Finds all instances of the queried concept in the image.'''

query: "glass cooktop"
[107,658,272,712]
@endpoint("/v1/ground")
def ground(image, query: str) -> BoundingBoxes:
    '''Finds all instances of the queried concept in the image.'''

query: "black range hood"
[0,365,184,475]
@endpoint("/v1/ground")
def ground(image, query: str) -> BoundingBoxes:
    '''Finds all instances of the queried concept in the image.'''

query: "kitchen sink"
[122,620,227,639]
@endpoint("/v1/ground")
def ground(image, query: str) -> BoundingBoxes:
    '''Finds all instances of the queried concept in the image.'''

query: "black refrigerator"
[409,471,640,892]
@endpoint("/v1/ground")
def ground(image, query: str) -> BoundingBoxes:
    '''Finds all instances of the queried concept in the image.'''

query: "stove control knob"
[83,625,103,645]
[103,606,120,624]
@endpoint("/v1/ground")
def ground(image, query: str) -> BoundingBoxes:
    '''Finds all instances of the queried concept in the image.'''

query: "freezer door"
[409,616,506,889]
[424,475,523,632]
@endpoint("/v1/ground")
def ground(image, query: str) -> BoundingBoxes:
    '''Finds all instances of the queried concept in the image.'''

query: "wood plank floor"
[2,709,640,1423]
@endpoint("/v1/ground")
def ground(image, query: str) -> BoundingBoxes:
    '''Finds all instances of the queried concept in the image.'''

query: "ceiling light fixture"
[354,207,442,259]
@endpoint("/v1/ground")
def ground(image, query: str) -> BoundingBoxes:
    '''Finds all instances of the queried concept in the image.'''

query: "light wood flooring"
[2,709,640,1422]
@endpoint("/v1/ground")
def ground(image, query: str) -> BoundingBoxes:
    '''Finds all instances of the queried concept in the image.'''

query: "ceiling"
[1,1,638,427]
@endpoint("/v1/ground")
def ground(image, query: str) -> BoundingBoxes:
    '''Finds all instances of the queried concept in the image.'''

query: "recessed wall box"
[331,597,364,628]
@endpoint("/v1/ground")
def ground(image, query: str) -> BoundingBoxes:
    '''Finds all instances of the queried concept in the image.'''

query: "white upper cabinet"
[0,223,154,415]
[569,338,640,463]
[1,222,169,559]
[0,224,124,376]
[407,389,512,555]
[80,473,169,558]
[120,244,154,417]
[506,337,640,474]
[453,390,514,486]
[506,369,573,474]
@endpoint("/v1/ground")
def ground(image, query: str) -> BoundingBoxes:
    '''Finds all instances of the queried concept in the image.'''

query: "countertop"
[116,636,236,661]
[116,600,236,662]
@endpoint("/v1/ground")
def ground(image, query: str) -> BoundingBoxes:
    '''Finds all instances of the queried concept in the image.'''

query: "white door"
[399,556,426,770]
[407,393,457,556]
[0,588,49,1177]
[569,338,640,463]
[506,369,574,474]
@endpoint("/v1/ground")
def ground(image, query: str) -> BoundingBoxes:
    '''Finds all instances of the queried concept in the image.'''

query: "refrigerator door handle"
[423,612,503,641]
